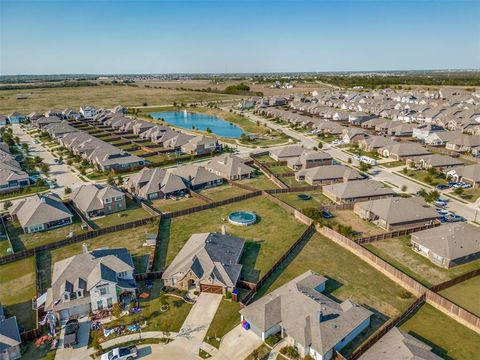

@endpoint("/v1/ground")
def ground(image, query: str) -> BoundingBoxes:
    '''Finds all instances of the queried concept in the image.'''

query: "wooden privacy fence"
[241,224,316,306]
[0,216,159,265]
[262,191,313,226]
[429,268,480,292]
[134,271,163,281]
[189,189,213,204]
[353,222,441,245]
[227,179,259,192]
[250,156,288,189]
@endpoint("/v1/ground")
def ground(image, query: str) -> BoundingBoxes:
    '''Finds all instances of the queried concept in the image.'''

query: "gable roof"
[170,164,222,186]
[127,167,187,198]
[323,180,395,200]
[70,184,124,213]
[300,165,363,182]
[205,154,255,178]
[0,313,21,351]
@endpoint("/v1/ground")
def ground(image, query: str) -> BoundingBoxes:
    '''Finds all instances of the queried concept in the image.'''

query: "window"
[115,196,123,201]
[104,197,112,204]
[107,298,113,308]
[64,293,69,301]
[116,203,122,209]
[99,286,108,296]
[97,300,104,310]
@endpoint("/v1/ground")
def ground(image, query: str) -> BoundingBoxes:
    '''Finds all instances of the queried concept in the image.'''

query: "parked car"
[33,140,40,144]
[63,319,79,348]
[434,199,448,207]
[321,210,334,219]
[352,155,361,161]
[461,183,472,189]
[436,184,450,190]
[54,158,63,164]
[436,208,449,216]
[101,345,138,360]
[445,213,466,223]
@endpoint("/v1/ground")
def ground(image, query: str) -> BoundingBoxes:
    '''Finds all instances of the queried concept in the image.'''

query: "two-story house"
[70,184,127,219]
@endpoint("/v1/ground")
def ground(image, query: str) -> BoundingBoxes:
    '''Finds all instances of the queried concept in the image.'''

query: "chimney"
[221,224,226,235]
[317,310,323,323]
[82,243,88,254]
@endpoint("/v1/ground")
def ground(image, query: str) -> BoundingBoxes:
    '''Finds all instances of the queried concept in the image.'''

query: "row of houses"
[0,142,30,194]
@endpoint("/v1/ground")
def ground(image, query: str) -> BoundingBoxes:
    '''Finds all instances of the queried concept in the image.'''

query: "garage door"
[200,284,223,294]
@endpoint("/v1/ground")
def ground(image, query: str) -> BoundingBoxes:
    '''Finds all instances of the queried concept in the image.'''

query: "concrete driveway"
[55,317,91,360]
[212,324,263,360]
[148,293,222,358]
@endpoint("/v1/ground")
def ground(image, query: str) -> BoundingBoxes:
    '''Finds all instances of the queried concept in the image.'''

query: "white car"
[101,346,138,360]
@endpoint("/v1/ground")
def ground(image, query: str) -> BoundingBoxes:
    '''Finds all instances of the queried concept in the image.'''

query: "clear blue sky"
[1,0,479,75]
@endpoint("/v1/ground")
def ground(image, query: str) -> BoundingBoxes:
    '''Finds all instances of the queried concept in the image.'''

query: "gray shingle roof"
[323,180,395,200]
[0,312,21,351]
[205,154,255,178]
[70,184,124,213]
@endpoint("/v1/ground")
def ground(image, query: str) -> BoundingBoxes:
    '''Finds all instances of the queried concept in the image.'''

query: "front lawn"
[273,190,332,210]
[253,233,417,356]
[364,236,480,287]
[154,196,307,283]
[403,169,448,187]
[382,160,405,168]
[92,199,152,228]
[0,185,49,201]
[439,276,480,316]
[89,280,192,347]
[0,257,37,331]
[400,303,480,360]
[455,188,480,203]
[6,215,89,251]
[204,299,241,348]
[346,147,380,160]
[199,185,250,202]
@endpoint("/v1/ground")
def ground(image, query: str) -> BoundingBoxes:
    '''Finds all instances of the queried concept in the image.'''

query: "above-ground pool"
[228,211,257,226]
[297,194,312,200]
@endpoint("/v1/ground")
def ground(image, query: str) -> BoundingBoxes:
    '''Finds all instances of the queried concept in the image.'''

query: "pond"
[150,111,244,138]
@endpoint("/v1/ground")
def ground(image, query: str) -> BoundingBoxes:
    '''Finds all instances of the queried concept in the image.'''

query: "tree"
[64,187,72,195]
[401,185,407,192]
[454,187,464,196]
[347,158,352,164]
[21,143,29,152]
[251,348,260,360]
[35,178,45,187]
[359,161,371,172]
[3,200,12,211]
[402,167,408,174]
[107,176,114,185]
[116,175,124,185]
[40,163,50,175]
[423,175,433,184]
[427,166,438,176]
[317,141,323,149]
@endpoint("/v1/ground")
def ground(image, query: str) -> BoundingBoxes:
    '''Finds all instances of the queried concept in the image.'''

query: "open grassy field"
[0,84,240,114]
[0,257,37,331]
[273,190,332,210]
[204,299,241,348]
[150,196,206,213]
[6,215,89,251]
[154,196,307,282]
[199,184,250,202]
[439,276,480,316]
[400,303,480,360]
[253,233,417,356]
[92,199,152,228]
[364,236,480,287]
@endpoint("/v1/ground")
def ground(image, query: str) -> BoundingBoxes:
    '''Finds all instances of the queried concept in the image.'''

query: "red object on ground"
[34,335,50,347]
[139,292,149,299]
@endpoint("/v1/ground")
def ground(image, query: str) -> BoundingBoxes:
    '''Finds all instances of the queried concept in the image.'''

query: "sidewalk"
[100,331,178,349]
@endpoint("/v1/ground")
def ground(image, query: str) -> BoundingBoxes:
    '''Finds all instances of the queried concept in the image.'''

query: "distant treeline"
[316,74,480,89]
[173,83,263,96]
[0,81,99,91]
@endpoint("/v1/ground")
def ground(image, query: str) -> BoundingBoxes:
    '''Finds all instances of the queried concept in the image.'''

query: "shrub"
[64,186,72,195]
[111,303,122,318]
[280,346,299,359]
[3,200,12,210]
[265,333,281,347]
[225,291,232,299]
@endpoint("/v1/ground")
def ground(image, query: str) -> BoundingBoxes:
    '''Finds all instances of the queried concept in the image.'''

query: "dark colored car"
[63,319,80,348]
[321,210,334,219]
[436,184,450,190]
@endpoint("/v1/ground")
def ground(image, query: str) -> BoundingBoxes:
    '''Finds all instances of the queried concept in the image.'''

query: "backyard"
[154,195,308,283]
[204,299,241,348]
[272,190,332,210]
[400,303,480,360]
[150,196,206,213]
[364,236,480,287]
[253,233,417,356]
[92,199,153,228]
[439,276,480,317]
[236,173,278,190]
[0,257,37,331]
[326,209,387,238]
[198,184,251,202]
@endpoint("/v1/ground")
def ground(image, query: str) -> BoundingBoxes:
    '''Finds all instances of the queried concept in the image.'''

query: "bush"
[280,346,299,359]
[111,303,122,318]
[265,333,281,347]
[224,291,232,299]
[3,200,12,210]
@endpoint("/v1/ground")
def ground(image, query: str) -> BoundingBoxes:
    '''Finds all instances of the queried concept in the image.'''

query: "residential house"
[269,145,304,162]
[0,146,29,194]
[43,122,78,139]
[70,184,126,219]
[45,246,136,321]
[424,130,463,146]
[323,180,395,204]
[296,165,364,185]
[408,154,464,171]
[446,164,480,188]
[180,136,220,155]
[0,115,8,126]
[411,223,480,268]
[357,136,395,153]
[359,327,442,360]
[126,167,187,200]
[163,232,245,294]
[342,128,368,144]
[9,193,73,234]
[132,120,156,135]
[240,271,372,360]
[353,197,438,231]
[379,142,431,161]
[0,306,21,360]
[412,124,444,141]
[205,154,256,180]
[7,112,26,124]
[79,106,97,119]
[63,108,82,120]
[446,135,480,154]
[170,164,223,191]
[32,116,62,129]
[287,150,333,171]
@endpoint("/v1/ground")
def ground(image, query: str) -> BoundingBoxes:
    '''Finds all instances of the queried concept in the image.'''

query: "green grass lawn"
[199,185,250,202]
[382,160,406,168]
[0,185,49,201]
[346,147,381,160]
[403,169,448,187]
[400,303,480,360]
[92,199,152,228]
[268,165,293,175]
[439,276,480,317]
[273,190,332,210]
[6,215,89,251]
[253,233,416,356]
[279,176,308,188]
[204,299,241,348]
[456,188,480,203]
[89,280,192,346]
[364,236,480,287]
[150,196,206,213]
[245,344,271,360]
[236,174,278,190]
[0,257,37,331]
[154,196,307,282]
[326,209,386,238]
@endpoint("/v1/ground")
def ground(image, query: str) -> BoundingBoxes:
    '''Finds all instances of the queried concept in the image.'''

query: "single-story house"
[205,154,256,180]
[0,150,29,194]
[446,164,480,188]
[269,145,304,162]
[126,167,187,200]
[31,116,62,129]
[163,232,245,295]
[424,130,463,146]
[342,128,368,144]
[240,271,372,360]
[45,246,137,321]
[359,327,442,360]
[170,164,223,191]
[379,142,431,161]
[296,165,364,185]
[70,184,126,219]
[357,136,396,153]
[323,180,395,204]
[407,154,464,170]
[446,135,480,154]
[410,222,480,268]
[287,149,333,171]
[0,306,21,360]
[9,193,73,234]
[354,197,439,231]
